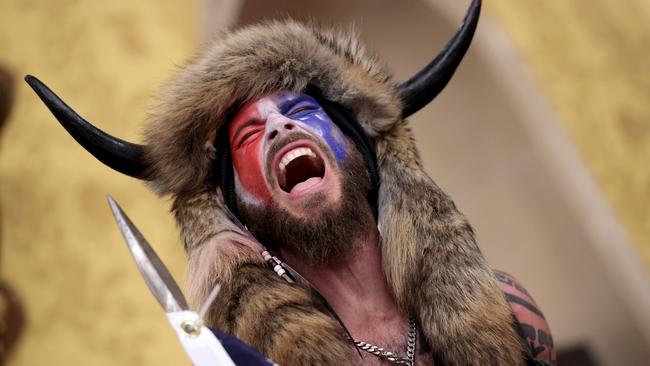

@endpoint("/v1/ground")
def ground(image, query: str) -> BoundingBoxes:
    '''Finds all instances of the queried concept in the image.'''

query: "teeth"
[279,147,316,172]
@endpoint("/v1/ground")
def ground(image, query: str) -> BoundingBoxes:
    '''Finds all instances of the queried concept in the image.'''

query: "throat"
[279,226,404,340]
[279,152,325,193]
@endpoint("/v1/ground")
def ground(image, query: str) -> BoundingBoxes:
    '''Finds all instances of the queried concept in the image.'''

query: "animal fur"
[143,21,525,365]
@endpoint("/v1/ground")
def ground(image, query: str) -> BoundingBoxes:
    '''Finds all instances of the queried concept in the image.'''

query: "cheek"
[296,112,348,162]
[231,139,272,203]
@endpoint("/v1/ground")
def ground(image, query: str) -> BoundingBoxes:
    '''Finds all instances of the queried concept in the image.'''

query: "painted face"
[228,91,349,207]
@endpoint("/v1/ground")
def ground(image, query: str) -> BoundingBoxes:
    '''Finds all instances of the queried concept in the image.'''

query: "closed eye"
[237,128,262,148]
[288,104,318,117]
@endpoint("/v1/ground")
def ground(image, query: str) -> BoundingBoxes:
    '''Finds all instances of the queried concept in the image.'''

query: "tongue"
[290,177,322,195]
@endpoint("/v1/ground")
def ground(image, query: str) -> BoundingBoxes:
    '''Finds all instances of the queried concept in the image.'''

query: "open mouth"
[277,146,325,193]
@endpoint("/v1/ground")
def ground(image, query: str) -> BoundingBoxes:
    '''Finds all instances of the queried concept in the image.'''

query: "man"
[27,0,555,364]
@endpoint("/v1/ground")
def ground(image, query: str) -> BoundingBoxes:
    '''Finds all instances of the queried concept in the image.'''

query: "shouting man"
[27,0,554,364]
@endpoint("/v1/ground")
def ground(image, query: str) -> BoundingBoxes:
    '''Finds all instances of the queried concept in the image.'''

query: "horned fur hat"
[26,0,528,364]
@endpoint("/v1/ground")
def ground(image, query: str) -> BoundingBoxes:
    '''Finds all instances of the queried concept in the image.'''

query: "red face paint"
[228,99,272,203]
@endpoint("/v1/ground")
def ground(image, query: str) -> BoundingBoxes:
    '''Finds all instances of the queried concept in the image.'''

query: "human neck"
[279,224,405,341]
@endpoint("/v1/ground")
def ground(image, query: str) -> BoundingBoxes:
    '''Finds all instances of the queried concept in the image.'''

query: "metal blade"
[107,195,188,312]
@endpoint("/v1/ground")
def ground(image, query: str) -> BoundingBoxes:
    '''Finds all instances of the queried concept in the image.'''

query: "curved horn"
[398,0,481,118]
[25,75,150,180]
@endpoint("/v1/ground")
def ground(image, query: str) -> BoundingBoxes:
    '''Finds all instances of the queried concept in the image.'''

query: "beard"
[237,144,373,265]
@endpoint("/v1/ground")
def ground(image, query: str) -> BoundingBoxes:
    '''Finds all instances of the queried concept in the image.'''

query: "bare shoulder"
[494,270,556,364]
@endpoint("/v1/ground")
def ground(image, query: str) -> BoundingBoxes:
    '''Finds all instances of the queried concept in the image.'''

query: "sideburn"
[238,148,373,265]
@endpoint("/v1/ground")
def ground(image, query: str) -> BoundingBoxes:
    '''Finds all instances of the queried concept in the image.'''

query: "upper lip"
[278,146,317,172]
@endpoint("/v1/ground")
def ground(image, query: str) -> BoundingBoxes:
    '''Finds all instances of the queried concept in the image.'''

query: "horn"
[398,0,481,118]
[24,75,150,180]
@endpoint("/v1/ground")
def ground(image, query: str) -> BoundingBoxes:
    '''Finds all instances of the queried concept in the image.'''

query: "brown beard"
[237,144,373,265]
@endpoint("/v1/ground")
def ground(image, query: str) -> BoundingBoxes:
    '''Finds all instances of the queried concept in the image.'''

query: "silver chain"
[348,317,417,366]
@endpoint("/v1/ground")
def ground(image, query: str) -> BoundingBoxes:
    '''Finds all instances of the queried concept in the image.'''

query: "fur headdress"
[26,0,526,364]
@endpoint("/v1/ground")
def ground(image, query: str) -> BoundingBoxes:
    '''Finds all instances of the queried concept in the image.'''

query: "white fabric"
[166,310,236,366]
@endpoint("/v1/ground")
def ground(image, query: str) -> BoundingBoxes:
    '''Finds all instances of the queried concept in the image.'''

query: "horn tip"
[24,74,38,85]
[24,74,44,94]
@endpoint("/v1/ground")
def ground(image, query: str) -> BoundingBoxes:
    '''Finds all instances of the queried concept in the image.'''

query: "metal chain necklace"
[348,317,416,366]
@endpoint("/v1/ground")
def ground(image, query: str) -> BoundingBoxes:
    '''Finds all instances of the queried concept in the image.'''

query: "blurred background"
[1,0,649,365]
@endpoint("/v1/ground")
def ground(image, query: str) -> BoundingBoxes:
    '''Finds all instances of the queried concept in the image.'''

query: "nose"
[265,113,295,141]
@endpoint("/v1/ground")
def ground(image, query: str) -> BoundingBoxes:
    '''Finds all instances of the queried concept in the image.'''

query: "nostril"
[269,130,278,140]
[285,123,294,130]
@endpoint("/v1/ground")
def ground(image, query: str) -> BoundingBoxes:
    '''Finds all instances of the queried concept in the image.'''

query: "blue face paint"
[275,93,348,162]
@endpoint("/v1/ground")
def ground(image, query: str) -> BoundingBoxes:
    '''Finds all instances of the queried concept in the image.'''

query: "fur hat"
[143,20,400,197]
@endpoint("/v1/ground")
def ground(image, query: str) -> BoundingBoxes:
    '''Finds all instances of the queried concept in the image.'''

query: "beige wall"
[488,0,650,270]
[0,1,196,365]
